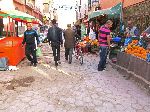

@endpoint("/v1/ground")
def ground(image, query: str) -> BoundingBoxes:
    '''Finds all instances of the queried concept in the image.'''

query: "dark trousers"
[98,46,108,70]
[51,42,60,62]
[25,44,37,64]
[65,48,73,63]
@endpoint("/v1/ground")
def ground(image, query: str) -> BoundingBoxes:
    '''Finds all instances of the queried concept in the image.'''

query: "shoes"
[55,61,58,66]
[58,61,61,64]
[33,63,37,67]
[98,65,105,71]
[69,62,71,64]
[98,68,105,71]
[30,62,33,66]
[65,57,68,61]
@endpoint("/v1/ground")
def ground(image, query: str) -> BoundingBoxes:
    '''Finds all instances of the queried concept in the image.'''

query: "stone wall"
[117,52,150,83]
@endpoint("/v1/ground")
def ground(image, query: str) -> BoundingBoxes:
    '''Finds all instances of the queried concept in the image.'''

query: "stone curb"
[108,60,150,94]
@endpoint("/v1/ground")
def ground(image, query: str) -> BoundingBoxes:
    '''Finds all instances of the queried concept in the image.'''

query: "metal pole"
[120,0,124,33]
[121,0,124,21]
[85,4,86,15]
[79,0,81,18]
[75,0,78,20]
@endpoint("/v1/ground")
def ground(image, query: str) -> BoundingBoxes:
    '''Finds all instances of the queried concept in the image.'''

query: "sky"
[53,0,78,29]
[53,0,88,29]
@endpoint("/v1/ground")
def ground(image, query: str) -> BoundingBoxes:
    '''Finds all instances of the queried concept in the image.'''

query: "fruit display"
[78,41,86,47]
[82,36,99,47]
[91,39,99,46]
[125,40,150,60]
[83,36,91,42]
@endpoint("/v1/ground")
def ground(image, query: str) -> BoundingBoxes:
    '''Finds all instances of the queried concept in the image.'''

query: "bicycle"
[74,41,84,65]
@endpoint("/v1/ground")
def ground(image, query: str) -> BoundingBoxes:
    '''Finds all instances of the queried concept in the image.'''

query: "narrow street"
[0,43,150,112]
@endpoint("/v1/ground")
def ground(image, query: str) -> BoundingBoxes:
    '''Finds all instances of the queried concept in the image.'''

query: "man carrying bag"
[22,23,40,67]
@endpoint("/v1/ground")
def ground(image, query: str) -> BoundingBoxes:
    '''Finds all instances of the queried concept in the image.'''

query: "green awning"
[88,2,122,20]
[0,10,35,21]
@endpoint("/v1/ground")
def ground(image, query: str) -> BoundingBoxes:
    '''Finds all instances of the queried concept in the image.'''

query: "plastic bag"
[112,37,121,42]
[146,53,150,62]
[36,47,42,57]
[0,57,8,71]
[124,38,132,46]
[138,39,147,48]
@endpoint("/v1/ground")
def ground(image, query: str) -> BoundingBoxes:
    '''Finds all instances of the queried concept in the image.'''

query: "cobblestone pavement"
[0,44,150,112]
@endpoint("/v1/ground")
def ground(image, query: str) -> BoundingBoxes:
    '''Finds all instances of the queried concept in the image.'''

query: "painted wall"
[100,0,145,9]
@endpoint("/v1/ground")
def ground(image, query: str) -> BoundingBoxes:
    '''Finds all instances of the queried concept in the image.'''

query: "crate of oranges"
[125,40,150,60]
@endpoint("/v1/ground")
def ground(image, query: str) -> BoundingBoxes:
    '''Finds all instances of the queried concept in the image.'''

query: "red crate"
[0,37,25,66]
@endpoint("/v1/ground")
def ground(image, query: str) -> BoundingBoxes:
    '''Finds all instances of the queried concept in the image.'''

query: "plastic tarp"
[88,2,122,20]
[0,10,8,18]
[0,10,35,21]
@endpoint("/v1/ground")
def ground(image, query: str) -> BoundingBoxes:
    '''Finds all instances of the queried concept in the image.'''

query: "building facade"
[0,0,44,37]
[99,0,145,9]
[77,0,88,19]
[13,0,43,21]
[99,0,150,33]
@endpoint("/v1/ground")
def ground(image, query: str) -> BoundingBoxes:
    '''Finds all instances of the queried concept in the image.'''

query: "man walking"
[22,23,40,67]
[98,20,113,71]
[64,24,75,64]
[47,19,63,66]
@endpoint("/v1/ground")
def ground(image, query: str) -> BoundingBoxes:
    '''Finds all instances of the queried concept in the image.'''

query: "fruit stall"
[116,35,150,84]
[78,36,99,53]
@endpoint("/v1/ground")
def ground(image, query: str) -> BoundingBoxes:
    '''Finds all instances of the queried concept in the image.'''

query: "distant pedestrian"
[125,20,139,38]
[22,23,40,67]
[47,19,63,66]
[64,24,76,64]
[98,20,113,71]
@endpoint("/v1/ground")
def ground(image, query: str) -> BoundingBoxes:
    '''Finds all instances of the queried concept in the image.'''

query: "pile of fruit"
[82,36,99,47]
[83,36,91,42]
[90,39,99,46]
[125,40,150,60]
[78,41,86,47]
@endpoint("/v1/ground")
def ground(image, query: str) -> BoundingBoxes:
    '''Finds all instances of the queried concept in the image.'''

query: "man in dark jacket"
[47,19,63,66]
[22,23,40,67]
[64,24,75,64]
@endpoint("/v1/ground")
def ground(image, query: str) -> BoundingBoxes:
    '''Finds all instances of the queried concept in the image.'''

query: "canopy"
[0,10,8,18]
[0,10,35,21]
[88,3,122,20]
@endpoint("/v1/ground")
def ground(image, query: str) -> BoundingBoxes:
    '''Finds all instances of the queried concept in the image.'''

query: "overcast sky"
[53,0,87,29]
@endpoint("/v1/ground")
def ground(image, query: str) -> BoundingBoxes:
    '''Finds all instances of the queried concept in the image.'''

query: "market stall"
[85,3,123,55]
[88,3,122,20]
[115,26,150,85]
[0,10,38,66]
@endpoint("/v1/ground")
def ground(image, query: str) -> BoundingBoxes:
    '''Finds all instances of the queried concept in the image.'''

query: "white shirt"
[89,28,96,40]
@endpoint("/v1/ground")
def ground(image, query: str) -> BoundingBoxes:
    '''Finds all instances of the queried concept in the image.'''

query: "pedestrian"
[22,23,40,67]
[64,24,75,64]
[47,19,63,66]
[98,20,113,71]
[125,20,139,38]
[76,25,81,41]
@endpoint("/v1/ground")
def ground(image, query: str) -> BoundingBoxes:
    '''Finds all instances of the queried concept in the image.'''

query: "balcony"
[26,2,34,9]
[13,0,24,5]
